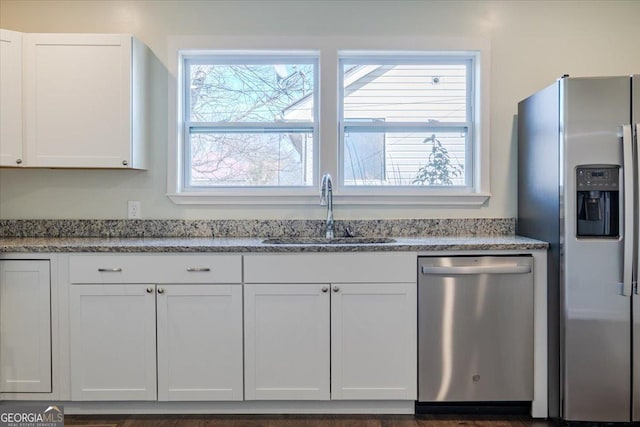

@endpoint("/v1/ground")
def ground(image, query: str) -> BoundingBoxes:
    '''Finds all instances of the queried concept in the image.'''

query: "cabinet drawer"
[69,254,241,284]
[244,252,416,283]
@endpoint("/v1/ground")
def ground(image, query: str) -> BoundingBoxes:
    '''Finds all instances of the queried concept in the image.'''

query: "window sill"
[166,192,490,206]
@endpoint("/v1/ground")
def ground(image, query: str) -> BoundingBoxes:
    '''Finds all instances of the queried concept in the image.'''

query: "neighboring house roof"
[282,64,382,120]
[283,63,466,123]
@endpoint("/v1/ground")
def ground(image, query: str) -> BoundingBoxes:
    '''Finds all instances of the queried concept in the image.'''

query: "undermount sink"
[261,237,396,245]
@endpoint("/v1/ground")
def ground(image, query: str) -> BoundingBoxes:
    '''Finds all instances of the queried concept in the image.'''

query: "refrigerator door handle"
[635,123,639,296]
[622,124,634,297]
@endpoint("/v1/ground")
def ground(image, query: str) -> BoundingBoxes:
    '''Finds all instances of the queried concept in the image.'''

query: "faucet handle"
[344,226,355,238]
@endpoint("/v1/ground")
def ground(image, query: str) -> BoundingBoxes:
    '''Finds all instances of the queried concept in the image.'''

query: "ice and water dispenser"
[576,166,619,238]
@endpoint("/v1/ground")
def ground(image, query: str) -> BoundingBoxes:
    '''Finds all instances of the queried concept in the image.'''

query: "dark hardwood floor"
[64,414,557,427]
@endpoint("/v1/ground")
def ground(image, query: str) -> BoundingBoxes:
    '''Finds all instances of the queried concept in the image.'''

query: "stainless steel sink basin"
[261,237,396,245]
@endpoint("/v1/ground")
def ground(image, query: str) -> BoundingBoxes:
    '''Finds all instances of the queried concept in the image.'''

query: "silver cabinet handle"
[186,267,211,272]
[321,286,329,293]
[146,287,153,294]
[122,160,128,166]
[98,268,122,272]
[421,264,531,275]
[16,158,22,165]
[332,286,340,292]
[157,288,164,294]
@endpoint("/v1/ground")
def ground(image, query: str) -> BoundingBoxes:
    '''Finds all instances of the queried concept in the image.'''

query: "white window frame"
[338,52,476,193]
[182,53,319,192]
[167,36,490,206]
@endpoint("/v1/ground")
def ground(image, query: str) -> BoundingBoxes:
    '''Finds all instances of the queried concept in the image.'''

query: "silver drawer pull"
[98,268,123,272]
[186,267,211,272]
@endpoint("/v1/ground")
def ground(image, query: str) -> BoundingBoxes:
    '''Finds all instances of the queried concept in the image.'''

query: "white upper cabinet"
[0,29,23,167]
[22,33,147,168]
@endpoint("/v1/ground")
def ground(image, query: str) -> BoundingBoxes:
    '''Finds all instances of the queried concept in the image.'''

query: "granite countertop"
[0,235,548,253]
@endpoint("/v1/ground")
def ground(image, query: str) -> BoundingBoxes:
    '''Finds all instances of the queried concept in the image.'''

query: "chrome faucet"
[320,173,334,239]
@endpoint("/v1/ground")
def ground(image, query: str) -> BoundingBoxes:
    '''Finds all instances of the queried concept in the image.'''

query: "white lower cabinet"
[244,284,330,400]
[243,280,417,401]
[67,252,416,405]
[70,284,157,401]
[157,284,243,401]
[70,283,243,401]
[331,283,417,400]
[0,260,51,393]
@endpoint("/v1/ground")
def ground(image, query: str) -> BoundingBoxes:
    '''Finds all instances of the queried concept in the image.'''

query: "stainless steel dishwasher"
[418,256,534,403]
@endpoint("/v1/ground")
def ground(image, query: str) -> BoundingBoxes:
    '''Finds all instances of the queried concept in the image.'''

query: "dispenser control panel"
[576,166,619,191]
[576,165,620,238]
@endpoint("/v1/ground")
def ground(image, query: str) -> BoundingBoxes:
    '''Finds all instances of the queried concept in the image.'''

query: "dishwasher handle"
[421,263,532,275]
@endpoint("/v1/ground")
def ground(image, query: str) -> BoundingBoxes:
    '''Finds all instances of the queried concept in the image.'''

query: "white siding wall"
[344,64,467,122]
[343,65,467,185]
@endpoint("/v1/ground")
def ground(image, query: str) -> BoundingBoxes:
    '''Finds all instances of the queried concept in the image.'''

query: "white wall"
[1,0,638,220]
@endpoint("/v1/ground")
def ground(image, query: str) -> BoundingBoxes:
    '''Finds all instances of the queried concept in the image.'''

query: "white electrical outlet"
[128,201,141,219]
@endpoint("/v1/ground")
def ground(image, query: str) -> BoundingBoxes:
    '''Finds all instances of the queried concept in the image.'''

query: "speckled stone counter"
[0,235,548,253]
[0,218,515,238]
[0,218,547,253]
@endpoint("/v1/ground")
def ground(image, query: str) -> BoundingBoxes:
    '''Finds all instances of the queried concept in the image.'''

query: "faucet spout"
[320,173,334,239]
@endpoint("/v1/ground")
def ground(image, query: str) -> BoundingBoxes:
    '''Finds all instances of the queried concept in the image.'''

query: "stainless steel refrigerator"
[518,75,639,422]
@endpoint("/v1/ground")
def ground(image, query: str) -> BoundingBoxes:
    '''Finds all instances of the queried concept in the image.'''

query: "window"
[183,53,318,189]
[339,55,474,189]
[169,37,489,205]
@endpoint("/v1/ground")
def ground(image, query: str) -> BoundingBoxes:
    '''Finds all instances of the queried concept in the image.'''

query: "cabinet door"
[0,260,51,393]
[23,34,132,168]
[244,284,330,400]
[69,284,156,400]
[157,284,243,401]
[0,29,23,167]
[331,283,417,400]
